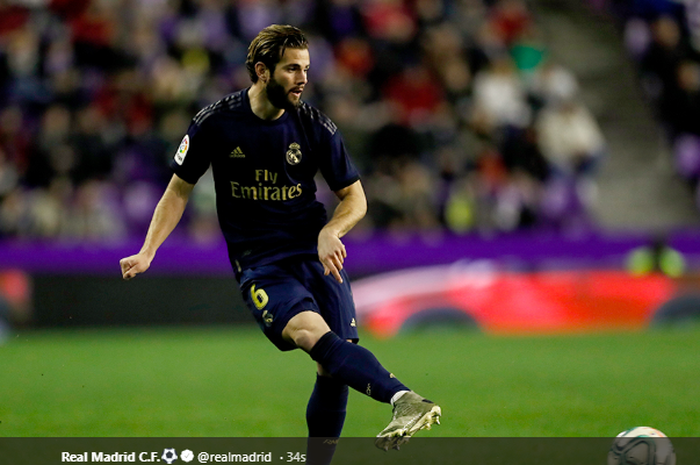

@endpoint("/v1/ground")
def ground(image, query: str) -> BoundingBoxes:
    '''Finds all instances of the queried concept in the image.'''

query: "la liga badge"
[175,135,190,165]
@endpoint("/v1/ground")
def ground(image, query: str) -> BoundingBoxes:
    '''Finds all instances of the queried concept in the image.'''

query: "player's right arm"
[120,174,195,280]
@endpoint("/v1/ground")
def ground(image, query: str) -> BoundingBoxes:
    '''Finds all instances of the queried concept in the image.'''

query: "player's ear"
[255,62,269,83]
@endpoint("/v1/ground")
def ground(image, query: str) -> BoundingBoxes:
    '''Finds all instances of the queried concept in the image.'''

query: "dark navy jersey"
[170,88,361,273]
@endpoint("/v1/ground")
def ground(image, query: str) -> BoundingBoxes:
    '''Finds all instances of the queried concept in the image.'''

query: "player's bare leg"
[282,311,331,351]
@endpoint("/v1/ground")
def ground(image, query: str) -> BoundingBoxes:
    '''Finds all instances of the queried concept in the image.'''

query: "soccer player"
[119,24,441,459]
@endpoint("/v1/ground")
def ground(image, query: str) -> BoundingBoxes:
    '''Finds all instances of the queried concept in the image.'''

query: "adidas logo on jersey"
[229,146,245,158]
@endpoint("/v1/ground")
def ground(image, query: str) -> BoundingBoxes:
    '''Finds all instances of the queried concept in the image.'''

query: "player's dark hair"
[246,25,309,83]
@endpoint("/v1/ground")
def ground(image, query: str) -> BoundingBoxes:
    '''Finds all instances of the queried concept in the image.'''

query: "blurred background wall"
[1,0,700,333]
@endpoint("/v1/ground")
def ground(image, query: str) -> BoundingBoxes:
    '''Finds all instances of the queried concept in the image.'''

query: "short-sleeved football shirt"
[170,88,361,273]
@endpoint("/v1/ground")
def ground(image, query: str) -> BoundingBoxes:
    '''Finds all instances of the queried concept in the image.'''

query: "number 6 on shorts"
[250,284,269,310]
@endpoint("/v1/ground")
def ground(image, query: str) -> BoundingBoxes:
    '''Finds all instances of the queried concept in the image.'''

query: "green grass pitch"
[1,325,699,437]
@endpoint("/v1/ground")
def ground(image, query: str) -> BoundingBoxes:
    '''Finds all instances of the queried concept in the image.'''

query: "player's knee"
[283,311,330,352]
[290,328,323,352]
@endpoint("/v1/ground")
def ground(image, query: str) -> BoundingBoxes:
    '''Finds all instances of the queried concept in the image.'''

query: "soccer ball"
[608,427,676,465]
[162,449,178,465]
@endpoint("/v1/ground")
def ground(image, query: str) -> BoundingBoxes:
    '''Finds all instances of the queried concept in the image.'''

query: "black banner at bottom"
[0,437,697,465]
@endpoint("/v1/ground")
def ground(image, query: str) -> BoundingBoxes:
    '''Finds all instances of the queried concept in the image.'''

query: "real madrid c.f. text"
[61,452,160,463]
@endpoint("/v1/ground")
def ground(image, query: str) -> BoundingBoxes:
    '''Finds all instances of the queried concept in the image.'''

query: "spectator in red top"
[383,63,444,126]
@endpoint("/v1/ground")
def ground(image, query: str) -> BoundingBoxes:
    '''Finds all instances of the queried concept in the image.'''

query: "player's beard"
[265,74,301,111]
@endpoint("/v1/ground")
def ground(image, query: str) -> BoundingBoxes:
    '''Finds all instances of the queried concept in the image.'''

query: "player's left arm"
[318,180,367,283]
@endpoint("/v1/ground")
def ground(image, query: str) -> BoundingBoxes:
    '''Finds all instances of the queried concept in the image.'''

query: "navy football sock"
[309,331,408,404]
[306,374,348,437]
[305,375,347,465]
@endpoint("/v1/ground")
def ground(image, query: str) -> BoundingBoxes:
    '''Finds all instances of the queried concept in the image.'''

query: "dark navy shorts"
[237,256,359,351]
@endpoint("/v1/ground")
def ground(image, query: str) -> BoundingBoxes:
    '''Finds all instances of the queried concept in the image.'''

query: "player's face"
[266,48,310,110]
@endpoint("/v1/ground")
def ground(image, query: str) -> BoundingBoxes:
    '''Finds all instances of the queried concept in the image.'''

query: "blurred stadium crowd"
[1,0,679,243]
[608,0,700,209]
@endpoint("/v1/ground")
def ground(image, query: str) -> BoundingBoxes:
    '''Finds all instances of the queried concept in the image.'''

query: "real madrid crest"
[286,142,302,165]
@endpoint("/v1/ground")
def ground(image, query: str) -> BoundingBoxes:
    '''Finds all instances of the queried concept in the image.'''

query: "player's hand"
[318,229,346,283]
[119,253,152,280]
